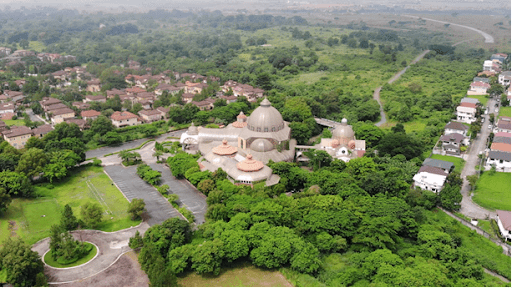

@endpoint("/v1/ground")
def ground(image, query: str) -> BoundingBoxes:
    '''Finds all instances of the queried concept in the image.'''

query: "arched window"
[264,127,268,132]
[257,127,261,132]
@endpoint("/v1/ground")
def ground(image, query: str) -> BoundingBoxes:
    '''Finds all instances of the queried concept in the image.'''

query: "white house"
[467,81,490,95]
[496,210,511,241]
[499,71,511,86]
[413,166,449,193]
[493,117,511,134]
[456,103,477,124]
[444,121,469,138]
[486,150,511,172]
[483,60,494,72]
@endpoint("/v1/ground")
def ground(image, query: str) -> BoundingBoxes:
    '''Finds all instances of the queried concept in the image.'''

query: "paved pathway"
[403,15,494,43]
[373,49,431,127]
[459,98,498,219]
[104,165,183,226]
[32,223,150,284]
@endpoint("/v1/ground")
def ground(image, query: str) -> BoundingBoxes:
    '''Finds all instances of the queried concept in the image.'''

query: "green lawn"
[0,165,140,246]
[499,106,510,118]
[477,220,499,241]
[0,269,6,283]
[1,119,25,127]
[178,261,292,287]
[466,95,489,106]
[429,154,466,173]
[473,172,511,211]
[43,242,97,268]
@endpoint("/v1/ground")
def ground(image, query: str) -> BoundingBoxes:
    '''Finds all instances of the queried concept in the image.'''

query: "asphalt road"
[25,108,49,124]
[86,129,186,159]
[149,163,207,225]
[104,165,183,226]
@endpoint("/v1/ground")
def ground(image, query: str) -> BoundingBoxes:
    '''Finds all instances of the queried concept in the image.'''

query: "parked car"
[488,124,493,129]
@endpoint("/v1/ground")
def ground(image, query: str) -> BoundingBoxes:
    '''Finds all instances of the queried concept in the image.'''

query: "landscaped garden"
[472,172,511,211]
[43,242,97,268]
[430,154,466,173]
[0,165,140,246]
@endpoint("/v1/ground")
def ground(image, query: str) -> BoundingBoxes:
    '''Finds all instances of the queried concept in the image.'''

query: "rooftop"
[497,210,511,231]
[488,150,511,162]
[111,111,138,121]
[422,158,454,171]
[418,165,449,176]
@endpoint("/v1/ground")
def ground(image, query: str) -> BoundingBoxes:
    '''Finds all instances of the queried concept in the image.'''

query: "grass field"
[0,165,140,246]
[477,220,499,241]
[466,95,489,106]
[1,119,25,127]
[44,242,97,268]
[177,261,292,287]
[429,154,466,173]
[499,106,510,118]
[473,172,511,211]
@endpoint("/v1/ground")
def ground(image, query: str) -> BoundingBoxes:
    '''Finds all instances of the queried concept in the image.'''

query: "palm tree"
[118,150,130,162]
[153,150,163,161]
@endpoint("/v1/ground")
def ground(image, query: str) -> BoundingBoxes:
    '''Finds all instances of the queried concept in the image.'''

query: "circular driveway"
[32,222,150,284]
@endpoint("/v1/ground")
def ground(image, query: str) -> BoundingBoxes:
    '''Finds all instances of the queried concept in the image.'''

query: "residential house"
[3,126,32,149]
[1,112,15,120]
[64,118,86,130]
[136,92,156,104]
[128,60,141,70]
[0,103,15,115]
[40,97,62,110]
[0,47,12,56]
[191,99,215,111]
[154,84,182,96]
[81,110,101,121]
[496,210,511,241]
[156,107,169,119]
[83,95,107,103]
[498,71,511,86]
[456,103,478,124]
[49,108,75,124]
[182,93,195,104]
[440,133,465,155]
[467,81,490,95]
[110,111,140,128]
[12,50,35,57]
[51,70,67,81]
[490,142,511,153]
[493,136,511,145]
[31,124,53,138]
[125,87,146,95]
[478,71,496,77]
[473,77,490,84]
[3,90,25,103]
[413,165,449,193]
[0,120,7,134]
[0,94,9,103]
[185,81,208,94]
[491,54,507,64]
[486,151,511,172]
[45,103,68,112]
[220,95,237,104]
[422,158,454,174]
[106,88,127,99]
[86,79,101,92]
[483,60,498,72]
[72,102,91,110]
[460,97,480,105]
[494,116,511,134]
[138,109,162,123]
[495,132,511,138]
[14,79,26,89]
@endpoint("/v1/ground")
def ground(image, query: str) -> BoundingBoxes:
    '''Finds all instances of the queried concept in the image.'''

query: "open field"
[429,154,465,173]
[0,165,140,246]
[467,95,489,107]
[473,172,511,211]
[1,119,25,127]
[178,261,292,287]
[44,242,97,268]
[499,106,510,118]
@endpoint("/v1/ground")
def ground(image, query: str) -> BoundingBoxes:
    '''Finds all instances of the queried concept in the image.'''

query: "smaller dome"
[348,140,356,149]
[212,139,237,155]
[250,138,274,152]
[331,139,340,148]
[237,154,264,172]
[237,111,247,119]
[188,123,198,135]
[232,121,248,128]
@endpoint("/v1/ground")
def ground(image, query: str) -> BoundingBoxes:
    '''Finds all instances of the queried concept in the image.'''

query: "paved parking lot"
[149,163,207,225]
[104,165,183,226]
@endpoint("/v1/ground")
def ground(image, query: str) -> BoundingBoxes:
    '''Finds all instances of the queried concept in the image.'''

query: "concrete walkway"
[32,222,150,284]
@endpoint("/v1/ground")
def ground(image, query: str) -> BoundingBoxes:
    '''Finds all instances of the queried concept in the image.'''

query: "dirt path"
[373,49,430,127]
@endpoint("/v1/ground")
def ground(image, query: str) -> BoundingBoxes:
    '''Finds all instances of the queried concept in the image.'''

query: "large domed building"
[180,98,295,186]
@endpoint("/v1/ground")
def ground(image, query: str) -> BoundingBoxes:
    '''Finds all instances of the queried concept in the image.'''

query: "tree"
[61,204,78,231]
[191,238,225,275]
[15,148,47,179]
[198,179,215,196]
[128,199,146,220]
[80,202,103,228]
[0,171,33,197]
[220,229,249,262]
[466,175,478,190]
[153,150,163,161]
[88,116,114,136]
[102,131,122,146]
[0,238,45,287]
[439,185,462,211]
[0,187,11,213]
[129,231,144,249]
[143,125,158,138]
[303,149,332,171]
[353,123,385,148]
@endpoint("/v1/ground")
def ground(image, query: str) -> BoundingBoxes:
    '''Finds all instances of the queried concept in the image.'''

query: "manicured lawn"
[178,261,292,287]
[429,154,466,173]
[466,95,489,106]
[473,172,511,211]
[499,106,510,118]
[0,165,140,246]
[43,242,97,268]
[1,119,25,127]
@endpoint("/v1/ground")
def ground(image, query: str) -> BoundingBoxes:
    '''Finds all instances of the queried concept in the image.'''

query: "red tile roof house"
[110,111,140,128]
[181,93,195,104]
[3,125,33,149]
[138,109,163,123]
[31,124,53,138]
[3,90,25,102]
[156,107,170,119]
[106,89,127,99]
[496,210,511,241]
[467,81,491,95]
[192,99,215,111]
[494,117,511,134]
[125,87,146,95]
[45,103,68,112]
[81,110,102,121]
[40,97,62,110]
[83,95,107,103]
[86,79,102,92]
[64,118,87,130]
[72,102,91,110]
[49,108,76,124]
[0,102,15,115]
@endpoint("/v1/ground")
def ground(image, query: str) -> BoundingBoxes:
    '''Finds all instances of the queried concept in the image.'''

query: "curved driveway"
[32,223,150,284]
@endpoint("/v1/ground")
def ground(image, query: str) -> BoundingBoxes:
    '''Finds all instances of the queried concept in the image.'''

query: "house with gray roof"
[486,150,511,172]
[422,158,454,173]
[413,165,449,193]
[444,121,469,137]
[473,77,490,84]
[460,97,480,104]
[493,137,511,145]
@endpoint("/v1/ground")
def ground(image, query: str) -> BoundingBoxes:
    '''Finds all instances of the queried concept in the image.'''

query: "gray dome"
[250,138,274,152]
[332,118,354,143]
[246,98,285,133]
[188,123,198,135]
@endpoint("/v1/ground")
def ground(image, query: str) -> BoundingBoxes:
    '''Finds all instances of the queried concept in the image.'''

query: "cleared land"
[0,165,140,246]
[430,154,466,173]
[499,106,511,118]
[473,172,511,211]
[178,261,292,287]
